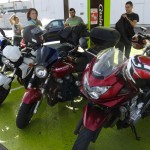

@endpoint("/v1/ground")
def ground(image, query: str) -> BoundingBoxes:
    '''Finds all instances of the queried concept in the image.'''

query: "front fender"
[22,88,42,104]
[83,104,108,131]
[0,73,13,90]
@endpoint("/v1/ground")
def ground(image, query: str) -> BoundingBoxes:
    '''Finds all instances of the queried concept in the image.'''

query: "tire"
[0,86,10,105]
[16,102,36,129]
[72,127,96,150]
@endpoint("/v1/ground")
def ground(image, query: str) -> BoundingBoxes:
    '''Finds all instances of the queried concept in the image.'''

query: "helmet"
[3,45,21,62]
[90,27,120,49]
[125,55,150,88]
[23,25,43,45]
[132,34,147,49]
[0,37,11,50]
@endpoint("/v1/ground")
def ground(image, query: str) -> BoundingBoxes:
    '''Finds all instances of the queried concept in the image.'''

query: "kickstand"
[71,100,75,113]
[130,124,141,141]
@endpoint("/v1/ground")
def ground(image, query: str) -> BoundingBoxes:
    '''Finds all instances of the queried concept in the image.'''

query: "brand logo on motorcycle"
[55,65,71,71]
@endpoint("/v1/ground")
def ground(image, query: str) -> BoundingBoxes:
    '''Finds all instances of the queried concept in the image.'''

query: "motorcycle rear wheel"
[72,127,96,150]
[0,86,10,105]
[16,102,36,129]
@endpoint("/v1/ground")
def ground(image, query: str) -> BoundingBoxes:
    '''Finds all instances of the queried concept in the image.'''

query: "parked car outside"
[42,19,64,42]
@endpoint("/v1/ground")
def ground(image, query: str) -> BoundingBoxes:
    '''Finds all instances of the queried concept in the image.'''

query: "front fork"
[1,64,6,72]
[29,73,51,114]
[2,64,16,76]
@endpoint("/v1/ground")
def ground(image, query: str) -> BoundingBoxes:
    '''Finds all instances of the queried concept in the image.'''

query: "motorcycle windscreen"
[36,46,58,67]
[92,48,126,78]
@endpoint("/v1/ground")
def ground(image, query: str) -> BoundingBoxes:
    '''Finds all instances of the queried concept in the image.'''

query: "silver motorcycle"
[0,45,36,104]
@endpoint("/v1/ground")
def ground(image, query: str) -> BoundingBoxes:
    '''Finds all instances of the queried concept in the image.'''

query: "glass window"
[50,21,62,28]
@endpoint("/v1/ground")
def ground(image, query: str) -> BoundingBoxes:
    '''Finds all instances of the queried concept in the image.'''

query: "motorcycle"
[16,25,90,129]
[72,27,150,150]
[16,42,90,129]
[0,44,36,105]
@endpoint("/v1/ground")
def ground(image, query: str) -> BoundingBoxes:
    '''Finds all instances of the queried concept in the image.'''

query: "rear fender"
[83,104,109,131]
[22,88,42,104]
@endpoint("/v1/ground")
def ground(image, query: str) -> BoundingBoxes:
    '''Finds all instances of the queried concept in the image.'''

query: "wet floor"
[0,87,83,150]
[1,54,150,150]
[0,86,150,150]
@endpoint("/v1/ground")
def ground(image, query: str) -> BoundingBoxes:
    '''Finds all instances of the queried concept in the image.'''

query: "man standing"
[64,8,84,27]
[116,1,139,60]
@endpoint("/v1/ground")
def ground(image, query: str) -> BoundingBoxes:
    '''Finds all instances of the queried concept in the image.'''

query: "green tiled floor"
[0,48,150,150]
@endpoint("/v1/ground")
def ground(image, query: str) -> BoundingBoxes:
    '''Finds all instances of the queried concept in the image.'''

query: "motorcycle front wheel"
[72,127,96,150]
[16,102,36,129]
[0,86,10,105]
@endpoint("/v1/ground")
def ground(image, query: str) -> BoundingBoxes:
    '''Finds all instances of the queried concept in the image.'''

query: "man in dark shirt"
[116,1,139,61]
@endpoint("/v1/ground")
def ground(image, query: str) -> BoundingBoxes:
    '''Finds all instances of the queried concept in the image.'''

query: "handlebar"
[68,46,78,55]
[140,27,147,32]
[58,45,78,59]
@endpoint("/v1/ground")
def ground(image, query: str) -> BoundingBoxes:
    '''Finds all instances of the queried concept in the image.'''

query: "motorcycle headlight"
[2,57,9,65]
[34,65,48,78]
[2,57,14,68]
[83,73,111,99]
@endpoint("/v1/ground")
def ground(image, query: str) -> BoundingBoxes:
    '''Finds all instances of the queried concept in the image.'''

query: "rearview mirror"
[79,37,88,49]
[140,27,147,32]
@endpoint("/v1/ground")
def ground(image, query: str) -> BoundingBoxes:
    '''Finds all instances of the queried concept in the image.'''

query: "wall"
[31,0,87,25]
[0,1,31,28]
[32,0,149,26]
[68,0,87,24]
[110,0,150,26]
[1,0,149,29]
[31,0,64,25]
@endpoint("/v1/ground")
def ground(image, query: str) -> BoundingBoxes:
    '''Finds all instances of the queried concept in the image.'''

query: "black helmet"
[23,25,43,45]
[90,26,120,49]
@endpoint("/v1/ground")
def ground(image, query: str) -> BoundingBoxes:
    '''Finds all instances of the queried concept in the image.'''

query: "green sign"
[87,0,110,30]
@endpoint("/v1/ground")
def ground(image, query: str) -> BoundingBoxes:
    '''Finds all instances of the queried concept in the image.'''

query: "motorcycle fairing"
[36,46,58,67]
[19,57,35,79]
[83,104,108,131]
[3,45,21,62]
[22,88,42,104]
[0,73,12,90]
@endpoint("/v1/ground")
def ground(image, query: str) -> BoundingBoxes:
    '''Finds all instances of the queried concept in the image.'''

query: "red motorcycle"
[73,27,150,150]
[16,26,89,129]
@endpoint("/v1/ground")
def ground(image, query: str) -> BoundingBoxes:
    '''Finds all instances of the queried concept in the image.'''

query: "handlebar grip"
[68,46,78,55]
